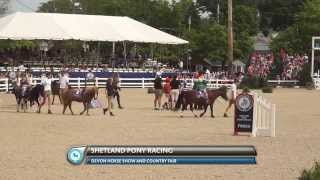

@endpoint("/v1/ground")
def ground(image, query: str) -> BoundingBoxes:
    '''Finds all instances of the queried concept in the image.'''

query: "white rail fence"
[252,92,276,137]
[0,78,234,92]
[267,80,299,86]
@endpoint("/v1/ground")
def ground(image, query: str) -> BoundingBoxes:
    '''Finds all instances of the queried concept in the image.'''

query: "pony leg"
[62,104,67,115]
[180,109,184,118]
[86,102,89,115]
[37,99,41,113]
[180,104,187,118]
[52,95,55,105]
[200,104,209,118]
[80,102,86,115]
[210,104,215,118]
[58,95,62,104]
[224,100,233,117]
[17,99,20,112]
[23,100,26,113]
[190,104,198,118]
[68,103,74,115]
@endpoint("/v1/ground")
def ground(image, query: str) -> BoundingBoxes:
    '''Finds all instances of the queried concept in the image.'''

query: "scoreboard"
[67,145,257,165]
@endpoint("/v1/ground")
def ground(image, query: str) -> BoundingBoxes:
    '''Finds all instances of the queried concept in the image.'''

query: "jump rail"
[0,78,234,92]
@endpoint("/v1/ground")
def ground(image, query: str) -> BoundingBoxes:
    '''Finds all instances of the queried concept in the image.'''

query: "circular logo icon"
[67,148,85,165]
[236,94,253,112]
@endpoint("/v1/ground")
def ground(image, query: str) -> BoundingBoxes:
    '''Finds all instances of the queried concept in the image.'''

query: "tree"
[185,23,227,63]
[271,0,320,54]
[258,0,305,33]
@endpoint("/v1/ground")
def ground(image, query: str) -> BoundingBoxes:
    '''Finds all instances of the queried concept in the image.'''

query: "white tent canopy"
[0,12,188,44]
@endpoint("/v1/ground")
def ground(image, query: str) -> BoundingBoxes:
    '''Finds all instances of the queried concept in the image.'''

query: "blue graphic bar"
[86,156,256,165]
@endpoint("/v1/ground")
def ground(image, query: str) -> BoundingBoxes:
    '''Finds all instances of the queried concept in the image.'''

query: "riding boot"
[48,110,52,114]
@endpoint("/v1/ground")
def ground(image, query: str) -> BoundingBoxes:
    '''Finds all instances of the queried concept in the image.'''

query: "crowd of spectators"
[247,53,274,78]
[280,54,308,80]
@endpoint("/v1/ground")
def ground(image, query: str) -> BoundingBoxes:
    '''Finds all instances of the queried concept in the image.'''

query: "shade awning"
[0,12,188,44]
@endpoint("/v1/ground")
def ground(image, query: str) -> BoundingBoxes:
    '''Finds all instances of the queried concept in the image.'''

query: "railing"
[267,80,299,86]
[252,92,276,137]
[0,78,234,92]
[0,67,157,73]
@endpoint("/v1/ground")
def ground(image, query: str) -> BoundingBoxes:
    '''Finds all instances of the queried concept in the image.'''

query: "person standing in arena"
[41,72,53,114]
[170,75,180,109]
[163,77,172,110]
[153,72,163,110]
[223,81,237,117]
[103,78,115,116]
[59,71,69,104]
[112,72,123,109]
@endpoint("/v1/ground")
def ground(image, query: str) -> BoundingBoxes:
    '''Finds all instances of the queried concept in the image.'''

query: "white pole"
[5,78,9,92]
[271,104,276,137]
[252,93,258,137]
[95,77,99,87]
[311,37,315,77]
[123,42,127,68]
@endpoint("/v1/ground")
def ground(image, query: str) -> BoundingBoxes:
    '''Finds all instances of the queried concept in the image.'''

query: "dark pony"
[14,84,45,113]
[175,86,228,118]
[60,86,99,115]
[51,80,61,104]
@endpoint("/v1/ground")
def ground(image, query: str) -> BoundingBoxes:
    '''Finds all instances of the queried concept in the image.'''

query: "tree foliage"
[271,0,320,54]
[36,0,256,65]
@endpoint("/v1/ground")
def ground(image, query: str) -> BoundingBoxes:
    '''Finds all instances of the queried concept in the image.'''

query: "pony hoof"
[194,115,198,118]
[211,115,215,118]
[224,113,228,117]
[180,115,183,118]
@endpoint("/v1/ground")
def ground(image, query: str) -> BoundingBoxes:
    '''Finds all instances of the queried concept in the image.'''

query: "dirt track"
[0,88,320,180]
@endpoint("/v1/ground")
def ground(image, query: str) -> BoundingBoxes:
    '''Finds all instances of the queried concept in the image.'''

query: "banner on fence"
[234,93,254,135]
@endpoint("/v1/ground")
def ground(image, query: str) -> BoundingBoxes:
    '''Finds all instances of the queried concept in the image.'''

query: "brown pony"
[60,86,99,115]
[175,86,228,118]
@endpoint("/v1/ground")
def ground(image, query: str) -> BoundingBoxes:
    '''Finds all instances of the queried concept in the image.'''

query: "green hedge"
[262,87,273,93]
[300,162,320,180]
[239,76,268,89]
[298,63,313,86]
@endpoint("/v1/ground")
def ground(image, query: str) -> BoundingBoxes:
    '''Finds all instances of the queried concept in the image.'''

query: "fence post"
[252,92,258,137]
[78,77,80,89]
[95,77,99,87]
[142,77,145,88]
[271,104,276,137]
[5,78,9,92]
